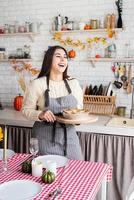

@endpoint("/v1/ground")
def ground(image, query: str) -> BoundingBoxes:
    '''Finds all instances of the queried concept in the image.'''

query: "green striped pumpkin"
[42,171,55,184]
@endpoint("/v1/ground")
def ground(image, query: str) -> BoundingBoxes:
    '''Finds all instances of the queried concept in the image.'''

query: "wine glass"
[29,138,39,160]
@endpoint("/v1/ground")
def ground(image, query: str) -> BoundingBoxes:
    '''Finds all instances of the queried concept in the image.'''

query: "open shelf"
[88,57,134,67]
[88,57,134,62]
[0,59,32,62]
[51,28,123,34]
[0,32,39,42]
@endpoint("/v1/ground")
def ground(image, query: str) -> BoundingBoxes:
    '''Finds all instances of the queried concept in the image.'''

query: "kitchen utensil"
[97,84,103,95]
[127,65,132,94]
[113,80,122,89]
[88,85,93,95]
[121,75,127,82]
[121,75,128,89]
[92,85,98,95]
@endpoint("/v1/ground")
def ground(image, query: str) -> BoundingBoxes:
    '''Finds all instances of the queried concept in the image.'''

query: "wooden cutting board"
[56,115,98,125]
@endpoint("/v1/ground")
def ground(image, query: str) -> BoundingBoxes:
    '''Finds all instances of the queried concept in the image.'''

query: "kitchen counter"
[0,108,134,136]
[0,108,133,200]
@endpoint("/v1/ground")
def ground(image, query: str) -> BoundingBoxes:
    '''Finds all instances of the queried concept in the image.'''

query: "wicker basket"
[83,95,116,115]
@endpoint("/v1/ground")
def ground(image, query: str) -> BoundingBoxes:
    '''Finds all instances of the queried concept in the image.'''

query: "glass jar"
[106,14,111,29]
[90,19,98,29]
[9,25,15,34]
[0,48,6,60]
[14,21,19,33]
[16,48,23,59]
[4,24,9,34]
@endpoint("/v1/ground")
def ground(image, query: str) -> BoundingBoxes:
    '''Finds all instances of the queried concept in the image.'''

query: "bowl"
[63,108,89,120]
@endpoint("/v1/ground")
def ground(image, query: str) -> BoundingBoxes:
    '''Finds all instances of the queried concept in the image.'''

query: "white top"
[22,77,83,121]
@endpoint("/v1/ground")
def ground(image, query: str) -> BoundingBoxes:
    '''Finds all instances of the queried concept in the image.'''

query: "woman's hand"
[38,110,56,122]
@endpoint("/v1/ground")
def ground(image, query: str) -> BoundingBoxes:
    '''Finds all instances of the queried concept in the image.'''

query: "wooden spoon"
[127,65,132,94]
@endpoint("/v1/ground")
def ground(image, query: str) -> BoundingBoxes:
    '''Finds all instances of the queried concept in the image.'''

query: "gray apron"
[32,76,83,160]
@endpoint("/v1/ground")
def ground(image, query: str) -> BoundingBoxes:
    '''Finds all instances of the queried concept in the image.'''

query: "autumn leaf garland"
[53,32,110,49]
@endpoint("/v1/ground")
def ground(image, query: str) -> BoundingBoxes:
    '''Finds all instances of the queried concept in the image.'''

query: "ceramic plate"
[34,155,68,168]
[0,149,15,160]
[0,180,42,200]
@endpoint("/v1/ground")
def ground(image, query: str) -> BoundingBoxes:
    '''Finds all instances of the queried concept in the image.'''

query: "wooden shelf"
[51,28,123,34]
[0,32,39,42]
[88,57,134,67]
[88,57,134,62]
[0,59,32,62]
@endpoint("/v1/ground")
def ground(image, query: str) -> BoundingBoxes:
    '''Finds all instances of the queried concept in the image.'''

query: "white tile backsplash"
[0,0,134,113]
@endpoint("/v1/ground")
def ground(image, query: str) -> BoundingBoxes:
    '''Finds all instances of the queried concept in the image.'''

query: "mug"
[79,22,85,30]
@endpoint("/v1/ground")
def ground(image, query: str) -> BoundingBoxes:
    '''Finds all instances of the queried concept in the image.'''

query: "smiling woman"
[22,45,84,160]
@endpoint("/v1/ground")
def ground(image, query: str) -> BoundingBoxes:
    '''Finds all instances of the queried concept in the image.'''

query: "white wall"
[0,0,134,114]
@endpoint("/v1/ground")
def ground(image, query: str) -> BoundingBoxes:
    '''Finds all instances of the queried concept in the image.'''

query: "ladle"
[121,75,127,82]
[121,75,128,89]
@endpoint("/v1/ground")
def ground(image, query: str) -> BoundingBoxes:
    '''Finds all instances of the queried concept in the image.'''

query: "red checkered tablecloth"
[0,154,113,200]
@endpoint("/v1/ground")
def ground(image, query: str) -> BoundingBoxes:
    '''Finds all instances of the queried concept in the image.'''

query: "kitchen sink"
[106,117,134,128]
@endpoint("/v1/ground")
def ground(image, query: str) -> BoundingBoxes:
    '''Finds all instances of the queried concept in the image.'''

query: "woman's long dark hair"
[38,45,69,80]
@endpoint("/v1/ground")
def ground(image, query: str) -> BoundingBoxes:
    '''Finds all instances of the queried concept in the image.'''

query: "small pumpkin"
[84,24,92,30]
[22,161,32,174]
[68,49,76,58]
[14,94,23,111]
[42,171,55,184]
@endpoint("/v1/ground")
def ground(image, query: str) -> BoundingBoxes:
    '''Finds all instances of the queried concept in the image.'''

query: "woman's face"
[51,48,68,74]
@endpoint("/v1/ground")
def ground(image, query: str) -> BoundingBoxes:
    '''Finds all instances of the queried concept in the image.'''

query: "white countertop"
[0,108,134,137]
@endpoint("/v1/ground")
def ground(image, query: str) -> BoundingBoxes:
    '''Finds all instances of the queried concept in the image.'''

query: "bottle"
[124,43,130,58]
[106,14,111,29]
[57,14,62,25]
[99,17,104,29]
[111,14,116,29]
[57,14,62,31]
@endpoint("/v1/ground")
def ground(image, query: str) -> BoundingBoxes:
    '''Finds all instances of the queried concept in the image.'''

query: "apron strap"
[64,79,72,94]
[52,121,56,145]
[45,77,71,107]
[44,77,71,157]
[44,76,50,108]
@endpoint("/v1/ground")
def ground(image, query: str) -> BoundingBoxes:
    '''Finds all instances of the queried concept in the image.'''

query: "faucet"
[130,77,134,119]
